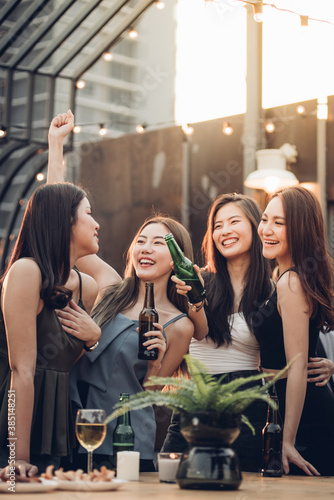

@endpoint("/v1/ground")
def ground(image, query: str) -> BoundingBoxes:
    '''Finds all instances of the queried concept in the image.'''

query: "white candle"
[117,451,140,481]
[157,452,182,483]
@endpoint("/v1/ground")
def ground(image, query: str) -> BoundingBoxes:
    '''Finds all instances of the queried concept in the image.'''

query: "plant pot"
[176,412,242,490]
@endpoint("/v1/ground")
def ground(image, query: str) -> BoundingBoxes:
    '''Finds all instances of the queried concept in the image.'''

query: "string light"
[76,80,86,89]
[136,124,146,134]
[103,52,113,62]
[99,124,108,136]
[222,122,233,136]
[128,28,138,39]
[296,105,305,115]
[234,0,334,27]
[155,1,165,9]
[73,125,81,134]
[264,121,275,133]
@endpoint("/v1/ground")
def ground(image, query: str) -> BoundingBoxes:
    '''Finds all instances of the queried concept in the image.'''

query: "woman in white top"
[162,193,272,471]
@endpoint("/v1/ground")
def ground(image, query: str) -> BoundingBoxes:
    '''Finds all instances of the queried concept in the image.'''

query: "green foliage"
[105,354,290,427]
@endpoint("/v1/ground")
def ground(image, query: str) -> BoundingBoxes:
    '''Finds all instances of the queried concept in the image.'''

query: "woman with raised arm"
[0,183,101,476]
[255,186,334,476]
[47,112,206,471]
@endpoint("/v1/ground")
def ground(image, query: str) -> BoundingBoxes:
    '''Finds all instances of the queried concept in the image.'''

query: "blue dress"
[70,312,185,460]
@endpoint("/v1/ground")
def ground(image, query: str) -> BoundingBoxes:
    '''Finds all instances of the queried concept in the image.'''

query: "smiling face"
[258,196,291,266]
[132,222,173,282]
[212,203,253,262]
[70,197,100,259]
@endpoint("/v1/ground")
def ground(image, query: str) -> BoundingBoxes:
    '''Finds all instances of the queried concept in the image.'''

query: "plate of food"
[42,465,126,492]
[0,477,58,494]
[55,478,126,491]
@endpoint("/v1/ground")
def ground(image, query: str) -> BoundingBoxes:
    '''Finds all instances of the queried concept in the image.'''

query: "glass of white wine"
[76,409,107,474]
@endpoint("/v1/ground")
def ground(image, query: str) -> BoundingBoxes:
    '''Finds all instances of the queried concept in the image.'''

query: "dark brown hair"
[1,183,87,309]
[272,186,334,331]
[92,216,193,327]
[202,193,272,346]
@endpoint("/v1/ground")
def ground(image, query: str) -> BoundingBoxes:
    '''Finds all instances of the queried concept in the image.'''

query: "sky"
[175,0,334,123]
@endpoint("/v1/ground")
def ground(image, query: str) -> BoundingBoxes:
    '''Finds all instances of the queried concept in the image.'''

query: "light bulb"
[73,125,81,134]
[76,80,86,89]
[136,124,146,134]
[128,28,138,39]
[103,52,113,61]
[181,124,194,136]
[155,1,165,9]
[99,125,107,136]
[296,105,305,115]
[36,172,45,182]
[253,3,263,23]
[265,122,275,133]
[300,15,309,27]
[222,122,233,136]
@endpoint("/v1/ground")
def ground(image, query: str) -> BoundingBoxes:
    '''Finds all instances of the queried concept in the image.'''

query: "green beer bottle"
[112,393,135,466]
[164,233,206,306]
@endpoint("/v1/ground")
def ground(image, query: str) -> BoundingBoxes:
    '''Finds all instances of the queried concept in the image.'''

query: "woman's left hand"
[56,300,101,346]
[307,356,334,386]
[137,323,167,366]
[282,442,320,476]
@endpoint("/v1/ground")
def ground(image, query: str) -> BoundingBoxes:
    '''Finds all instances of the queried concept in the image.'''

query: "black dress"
[253,269,334,476]
[0,292,84,469]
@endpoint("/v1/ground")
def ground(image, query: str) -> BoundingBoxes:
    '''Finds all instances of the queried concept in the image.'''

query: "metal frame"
[0,0,158,269]
[0,0,155,147]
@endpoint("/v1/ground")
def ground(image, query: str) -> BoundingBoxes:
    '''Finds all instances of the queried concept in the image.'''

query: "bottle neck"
[267,396,278,425]
[165,235,184,265]
[144,283,155,309]
[117,394,131,426]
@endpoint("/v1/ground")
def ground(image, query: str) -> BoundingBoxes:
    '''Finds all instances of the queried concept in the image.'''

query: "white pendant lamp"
[244,144,299,193]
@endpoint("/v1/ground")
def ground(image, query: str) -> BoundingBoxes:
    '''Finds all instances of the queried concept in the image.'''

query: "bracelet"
[83,340,99,352]
[188,300,205,312]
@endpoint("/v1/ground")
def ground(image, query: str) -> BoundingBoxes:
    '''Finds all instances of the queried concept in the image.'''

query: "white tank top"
[189,313,260,374]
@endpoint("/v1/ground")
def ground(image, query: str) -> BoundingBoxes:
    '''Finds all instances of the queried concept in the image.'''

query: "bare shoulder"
[2,259,42,313]
[277,270,303,297]
[5,258,41,287]
[277,269,309,315]
[166,314,194,341]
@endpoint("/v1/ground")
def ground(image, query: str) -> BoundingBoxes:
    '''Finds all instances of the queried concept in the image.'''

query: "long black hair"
[1,183,87,309]
[202,193,272,346]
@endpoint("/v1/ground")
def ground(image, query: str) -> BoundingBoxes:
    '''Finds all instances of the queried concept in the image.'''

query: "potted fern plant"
[106,355,288,490]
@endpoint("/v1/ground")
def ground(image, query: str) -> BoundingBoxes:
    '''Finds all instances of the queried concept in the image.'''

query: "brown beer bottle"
[138,282,159,360]
[261,394,283,477]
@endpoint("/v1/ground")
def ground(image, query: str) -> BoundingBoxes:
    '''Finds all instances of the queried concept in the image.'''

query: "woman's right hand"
[56,300,101,347]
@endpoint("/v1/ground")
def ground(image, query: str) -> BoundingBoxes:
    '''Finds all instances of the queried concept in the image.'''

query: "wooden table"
[8,472,334,499]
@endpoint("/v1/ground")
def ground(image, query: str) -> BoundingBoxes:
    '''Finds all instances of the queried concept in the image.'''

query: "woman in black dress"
[255,186,334,476]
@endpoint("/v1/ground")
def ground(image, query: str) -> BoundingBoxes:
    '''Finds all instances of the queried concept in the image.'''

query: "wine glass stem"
[87,451,93,474]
